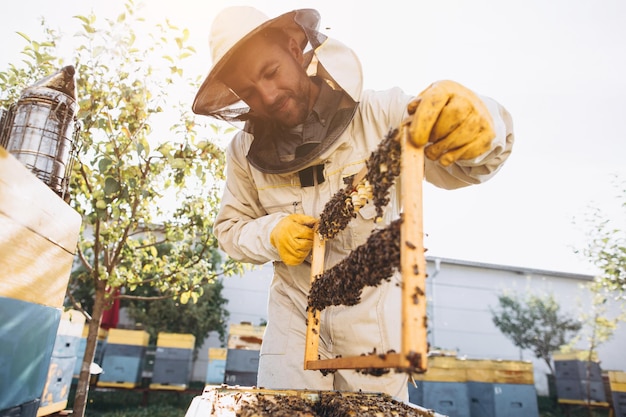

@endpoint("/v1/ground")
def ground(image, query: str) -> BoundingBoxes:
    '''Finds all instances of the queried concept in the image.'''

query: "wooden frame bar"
[304,125,428,373]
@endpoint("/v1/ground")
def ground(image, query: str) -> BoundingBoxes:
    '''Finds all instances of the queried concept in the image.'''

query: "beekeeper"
[193,6,514,402]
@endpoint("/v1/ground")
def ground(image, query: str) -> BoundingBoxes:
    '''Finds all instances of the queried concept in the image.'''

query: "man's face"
[219,35,313,128]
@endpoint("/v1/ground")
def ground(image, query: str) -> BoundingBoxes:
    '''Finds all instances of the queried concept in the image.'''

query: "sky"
[1,0,624,275]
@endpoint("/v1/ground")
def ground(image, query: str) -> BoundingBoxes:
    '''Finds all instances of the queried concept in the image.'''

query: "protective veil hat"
[192,6,363,121]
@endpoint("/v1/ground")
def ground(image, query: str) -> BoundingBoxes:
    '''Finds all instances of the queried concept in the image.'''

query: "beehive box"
[224,349,259,387]
[553,351,605,402]
[0,147,81,416]
[411,357,538,417]
[37,356,75,416]
[227,323,265,350]
[73,325,108,378]
[0,298,60,414]
[150,332,195,390]
[554,360,603,381]
[553,351,599,362]
[97,329,150,388]
[0,147,81,309]
[464,359,534,385]
[610,371,626,417]
[37,309,85,416]
[409,381,469,417]
[410,356,469,417]
[206,348,227,385]
[610,370,626,392]
[185,386,446,417]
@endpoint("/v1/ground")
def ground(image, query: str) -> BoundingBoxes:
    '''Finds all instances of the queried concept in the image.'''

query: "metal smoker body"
[0,66,79,201]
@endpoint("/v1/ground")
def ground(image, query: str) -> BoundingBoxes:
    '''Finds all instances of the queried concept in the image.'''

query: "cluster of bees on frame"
[317,128,402,240]
[307,218,402,311]
[310,127,403,309]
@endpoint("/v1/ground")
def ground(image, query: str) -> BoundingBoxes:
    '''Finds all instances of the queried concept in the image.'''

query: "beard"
[268,93,309,128]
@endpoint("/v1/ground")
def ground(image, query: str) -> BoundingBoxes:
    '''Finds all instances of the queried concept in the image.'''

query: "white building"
[193,257,626,396]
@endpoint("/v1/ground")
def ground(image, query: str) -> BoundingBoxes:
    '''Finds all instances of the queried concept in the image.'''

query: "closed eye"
[264,66,278,80]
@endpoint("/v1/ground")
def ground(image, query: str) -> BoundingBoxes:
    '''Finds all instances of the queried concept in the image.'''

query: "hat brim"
[192,9,320,116]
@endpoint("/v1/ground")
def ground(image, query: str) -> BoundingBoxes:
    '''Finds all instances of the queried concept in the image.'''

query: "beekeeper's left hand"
[407,80,495,166]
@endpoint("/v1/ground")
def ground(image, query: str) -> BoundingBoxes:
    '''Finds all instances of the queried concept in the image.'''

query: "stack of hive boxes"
[224,323,265,387]
[553,352,606,403]
[150,332,195,390]
[97,328,150,388]
[0,148,81,417]
[206,348,228,385]
[37,310,85,416]
[609,371,626,417]
[465,359,538,417]
[409,355,538,417]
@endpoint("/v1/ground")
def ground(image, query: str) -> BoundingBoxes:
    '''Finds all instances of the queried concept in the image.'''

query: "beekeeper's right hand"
[270,214,317,266]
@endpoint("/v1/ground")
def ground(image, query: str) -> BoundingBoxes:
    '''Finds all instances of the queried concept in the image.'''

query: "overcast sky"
[2,0,624,275]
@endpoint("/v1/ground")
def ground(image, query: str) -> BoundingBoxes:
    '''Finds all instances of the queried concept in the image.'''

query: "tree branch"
[79,162,93,194]
[117,293,174,301]
[65,288,92,322]
[76,245,93,273]
[134,239,168,250]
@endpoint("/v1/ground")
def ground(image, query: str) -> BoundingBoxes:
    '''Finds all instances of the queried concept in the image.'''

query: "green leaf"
[180,291,190,304]
[104,177,120,196]
[98,157,112,173]
[16,32,31,42]
[82,23,96,34]
[170,158,186,169]
[73,15,90,24]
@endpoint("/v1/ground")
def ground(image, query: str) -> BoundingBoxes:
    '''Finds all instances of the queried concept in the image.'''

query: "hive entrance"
[304,123,428,374]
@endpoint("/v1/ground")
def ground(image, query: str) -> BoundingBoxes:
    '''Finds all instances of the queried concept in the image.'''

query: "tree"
[577,176,626,299]
[576,174,626,378]
[125,279,230,357]
[569,280,625,366]
[490,292,582,374]
[0,2,244,416]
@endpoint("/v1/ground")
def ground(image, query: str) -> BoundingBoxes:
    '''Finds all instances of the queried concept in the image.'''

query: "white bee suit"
[214,87,513,401]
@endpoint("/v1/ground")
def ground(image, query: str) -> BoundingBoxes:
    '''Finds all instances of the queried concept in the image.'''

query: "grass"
[66,382,201,417]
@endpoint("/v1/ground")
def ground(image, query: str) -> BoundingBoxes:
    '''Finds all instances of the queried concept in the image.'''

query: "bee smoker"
[0,65,79,202]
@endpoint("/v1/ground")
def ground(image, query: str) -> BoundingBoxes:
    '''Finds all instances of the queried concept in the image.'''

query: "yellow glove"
[270,214,317,266]
[408,80,495,167]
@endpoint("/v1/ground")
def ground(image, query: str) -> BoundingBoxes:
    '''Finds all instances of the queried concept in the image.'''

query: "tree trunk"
[546,373,557,405]
[72,278,107,417]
